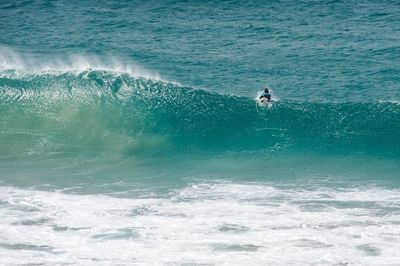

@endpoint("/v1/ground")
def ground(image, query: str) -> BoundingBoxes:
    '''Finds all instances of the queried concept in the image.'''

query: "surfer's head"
[264,88,269,93]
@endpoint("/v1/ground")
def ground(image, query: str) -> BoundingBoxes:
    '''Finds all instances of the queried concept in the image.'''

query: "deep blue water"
[1,0,400,265]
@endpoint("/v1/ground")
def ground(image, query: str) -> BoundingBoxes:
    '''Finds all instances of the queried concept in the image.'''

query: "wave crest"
[0,46,162,80]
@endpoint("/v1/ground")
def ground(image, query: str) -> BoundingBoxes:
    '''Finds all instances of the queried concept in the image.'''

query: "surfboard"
[257,98,272,108]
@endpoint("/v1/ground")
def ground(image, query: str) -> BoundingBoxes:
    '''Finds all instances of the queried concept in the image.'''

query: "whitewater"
[1,0,400,265]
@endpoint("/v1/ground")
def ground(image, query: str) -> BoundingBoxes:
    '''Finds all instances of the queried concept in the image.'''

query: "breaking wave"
[1,69,399,160]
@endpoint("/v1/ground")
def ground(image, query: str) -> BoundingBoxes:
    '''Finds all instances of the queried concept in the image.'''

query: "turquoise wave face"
[1,69,399,188]
[1,70,399,159]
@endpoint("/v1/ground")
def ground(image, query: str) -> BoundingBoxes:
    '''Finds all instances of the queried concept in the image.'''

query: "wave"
[1,69,399,162]
[0,46,162,80]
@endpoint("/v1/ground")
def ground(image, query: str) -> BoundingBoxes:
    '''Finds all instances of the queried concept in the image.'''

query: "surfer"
[259,88,271,102]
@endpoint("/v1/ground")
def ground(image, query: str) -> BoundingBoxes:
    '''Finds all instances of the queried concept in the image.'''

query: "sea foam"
[1,183,399,265]
[0,46,161,80]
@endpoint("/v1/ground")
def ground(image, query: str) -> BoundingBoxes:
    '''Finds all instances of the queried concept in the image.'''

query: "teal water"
[1,1,400,265]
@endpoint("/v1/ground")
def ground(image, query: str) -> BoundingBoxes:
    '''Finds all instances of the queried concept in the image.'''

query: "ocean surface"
[1,0,400,265]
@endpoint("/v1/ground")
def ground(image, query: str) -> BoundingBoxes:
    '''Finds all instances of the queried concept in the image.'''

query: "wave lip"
[0,46,162,80]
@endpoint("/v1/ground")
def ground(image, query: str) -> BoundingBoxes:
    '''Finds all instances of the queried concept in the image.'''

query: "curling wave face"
[1,67,400,189]
[1,69,399,159]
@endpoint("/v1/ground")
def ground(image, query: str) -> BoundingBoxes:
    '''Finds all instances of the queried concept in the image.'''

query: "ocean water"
[1,0,400,265]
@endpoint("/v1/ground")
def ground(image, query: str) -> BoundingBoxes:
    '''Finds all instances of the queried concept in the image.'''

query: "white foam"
[0,46,161,80]
[379,99,400,105]
[1,183,400,265]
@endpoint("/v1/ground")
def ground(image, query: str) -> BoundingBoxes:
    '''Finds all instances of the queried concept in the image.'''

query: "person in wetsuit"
[259,88,271,102]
